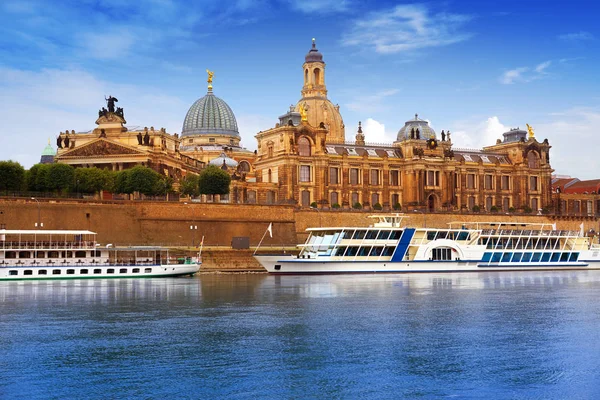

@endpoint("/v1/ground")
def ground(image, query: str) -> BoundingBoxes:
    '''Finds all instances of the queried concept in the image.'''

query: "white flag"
[552,223,557,231]
[267,223,273,238]
[580,222,584,236]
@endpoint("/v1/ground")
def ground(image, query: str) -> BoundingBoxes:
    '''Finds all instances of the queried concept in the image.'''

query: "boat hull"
[255,255,599,274]
[0,263,200,281]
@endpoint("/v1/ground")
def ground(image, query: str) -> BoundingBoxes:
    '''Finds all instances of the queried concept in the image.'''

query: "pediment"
[95,112,126,125]
[60,139,144,158]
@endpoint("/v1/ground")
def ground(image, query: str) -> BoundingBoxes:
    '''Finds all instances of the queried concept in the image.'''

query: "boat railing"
[0,241,97,250]
[479,229,580,237]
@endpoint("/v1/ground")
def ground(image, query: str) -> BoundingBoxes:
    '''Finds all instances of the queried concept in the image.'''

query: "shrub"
[373,202,383,210]
[508,207,516,213]
[332,203,341,209]
[490,205,499,213]
[542,207,551,215]
[472,205,481,213]
[310,201,318,208]
[522,205,532,214]
[393,203,402,211]
[353,202,362,210]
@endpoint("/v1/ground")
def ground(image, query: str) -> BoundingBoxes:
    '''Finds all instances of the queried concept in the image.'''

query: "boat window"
[383,247,395,256]
[346,247,359,257]
[370,247,383,257]
[427,231,436,240]
[541,253,551,262]
[24,270,33,275]
[352,230,367,240]
[512,253,523,262]
[36,251,45,258]
[333,247,347,256]
[365,230,378,240]
[522,252,532,262]
[435,231,448,240]
[457,232,469,241]
[38,270,47,275]
[446,231,456,240]
[551,253,560,262]
[482,252,492,262]
[19,251,31,258]
[67,269,75,275]
[52,270,61,275]
[560,253,569,262]
[570,253,579,261]
[358,247,370,256]
[6,252,16,259]
[9,270,17,276]
[48,251,59,258]
[120,268,127,273]
[531,253,541,262]
[491,253,502,262]
[132,268,140,273]
[75,251,86,258]
[501,252,512,262]
[107,269,115,274]
[145,268,152,273]
[94,269,101,274]
[80,269,88,274]
[432,248,452,261]
[377,231,391,240]
[389,231,403,240]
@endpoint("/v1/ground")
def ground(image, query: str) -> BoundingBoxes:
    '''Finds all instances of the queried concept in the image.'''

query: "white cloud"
[500,60,552,84]
[342,4,473,54]
[345,89,399,113]
[558,31,594,41]
[236,114,274,151]
[285,0,352,13]
[362,118,396,144]
[450,116,508,149]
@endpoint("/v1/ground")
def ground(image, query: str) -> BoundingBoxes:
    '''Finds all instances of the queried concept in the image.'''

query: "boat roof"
[0,230,96,235]
[447,221,553,229]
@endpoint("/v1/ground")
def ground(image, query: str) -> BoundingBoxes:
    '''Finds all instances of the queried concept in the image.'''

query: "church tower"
[296,39,345,142]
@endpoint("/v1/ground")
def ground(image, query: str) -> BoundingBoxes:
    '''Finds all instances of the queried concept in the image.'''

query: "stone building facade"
[253,42,554,212]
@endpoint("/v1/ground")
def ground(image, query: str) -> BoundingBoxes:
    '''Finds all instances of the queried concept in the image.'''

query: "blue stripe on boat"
[391,228,415,262]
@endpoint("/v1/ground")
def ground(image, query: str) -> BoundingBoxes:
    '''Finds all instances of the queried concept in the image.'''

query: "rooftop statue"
[207,69,214,90]
[105,95,118,113]
[526,123,535,139]
[299,103,308,122]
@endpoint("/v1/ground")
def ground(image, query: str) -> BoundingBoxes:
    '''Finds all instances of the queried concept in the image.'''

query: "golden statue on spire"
[299,103,308,122]
[526,123,535,139]
[206,69,214,90]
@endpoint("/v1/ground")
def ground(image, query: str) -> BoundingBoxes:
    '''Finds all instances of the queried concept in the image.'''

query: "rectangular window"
[503,198,510,212]
[67,269,75,275]
[501,175,510,190]
[24,270,33,275]
[145,268,152,273]
[529,176,538,191]
[427,171,435,186]
[9,270,18,276]
[80,269,88,274]
[38,270,47,275]
[299,165,311,182]
[120,268,127,273]
[350,169,359,185]
[390,170,400,186]
[107,269,115,274]
[329,167,339,184]
[371,193,379,206]
[391,194,400,208]
[351,192,359,206]
[370,169,379,185]
[485,175,493,190]
[94,269,101,274]
[330,192,339,206]
[467,174,475,189]
[52,270,61,275]
[133,268,140,273]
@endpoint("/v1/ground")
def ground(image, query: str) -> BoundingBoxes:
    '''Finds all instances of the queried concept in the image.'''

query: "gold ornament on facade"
[299,103,308,122]
[526,123,535,139]
[206,69,214,90]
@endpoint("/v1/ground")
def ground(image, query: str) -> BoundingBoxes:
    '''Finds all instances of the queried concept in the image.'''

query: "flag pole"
[254,223,271,255]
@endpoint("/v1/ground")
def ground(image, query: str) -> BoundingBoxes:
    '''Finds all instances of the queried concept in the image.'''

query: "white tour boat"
[255,215,600,274]
[0,229,200,280]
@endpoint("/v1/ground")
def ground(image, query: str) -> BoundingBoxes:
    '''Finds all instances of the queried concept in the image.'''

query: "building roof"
[563,179,600,194]
[396,114,436,141]
[182,90,239,138]
[305,39,323,63]
[453,151,511,165]
[551,177,579,192]
[208,152,239,168]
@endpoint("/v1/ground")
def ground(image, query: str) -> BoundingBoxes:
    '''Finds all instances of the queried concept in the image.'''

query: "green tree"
[46,163,75,193]
[113,169,132,194]
[0,160,26,193]
[179,174,200,197]
[75,167,114,194]
[127,165,163,195]
[198,165,231,195]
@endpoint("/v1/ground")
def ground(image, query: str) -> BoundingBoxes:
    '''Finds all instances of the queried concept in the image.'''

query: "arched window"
[304,69,308,84]
[298,137,311,157]
[268,169,272,183]
[268,145,273,158]
[238,160,250,172]
[313,68,321,85]
[527,151,540,169]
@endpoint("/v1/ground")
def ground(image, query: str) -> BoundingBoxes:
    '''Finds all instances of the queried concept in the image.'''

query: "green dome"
[42,143,55,156]
[182,90,239,138]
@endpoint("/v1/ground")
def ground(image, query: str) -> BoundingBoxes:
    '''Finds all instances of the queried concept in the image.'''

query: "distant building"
[40,140,55,164]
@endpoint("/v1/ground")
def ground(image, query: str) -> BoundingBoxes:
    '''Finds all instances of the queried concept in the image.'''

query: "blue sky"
[1,0,599,178]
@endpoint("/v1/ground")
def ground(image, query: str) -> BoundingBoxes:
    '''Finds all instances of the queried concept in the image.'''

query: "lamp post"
[310,205,322,228]
[190,225,197,247]
[31,197,42,229]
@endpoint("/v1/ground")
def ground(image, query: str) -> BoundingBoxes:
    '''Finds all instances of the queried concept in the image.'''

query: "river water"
[1,271,600,399]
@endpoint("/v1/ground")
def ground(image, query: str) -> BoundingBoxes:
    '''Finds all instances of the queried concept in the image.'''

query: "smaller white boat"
[0,229,200,280]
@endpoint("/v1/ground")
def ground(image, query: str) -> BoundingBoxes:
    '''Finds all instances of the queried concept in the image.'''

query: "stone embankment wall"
[1,198,598,271]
